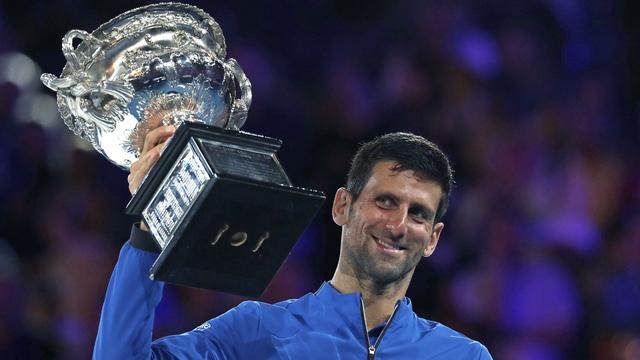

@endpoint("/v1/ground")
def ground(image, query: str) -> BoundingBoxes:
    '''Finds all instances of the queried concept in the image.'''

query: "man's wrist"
[129,222,161,253]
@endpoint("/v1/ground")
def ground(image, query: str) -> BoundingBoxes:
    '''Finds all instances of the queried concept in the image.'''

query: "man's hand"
[128,125,176,231]
[127,125,176,195]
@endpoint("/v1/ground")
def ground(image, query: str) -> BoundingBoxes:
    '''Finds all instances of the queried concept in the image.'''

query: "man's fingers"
[131,148,160,191]
[128,142,165,194]
[131,125,175,194]
[141,125,175,155]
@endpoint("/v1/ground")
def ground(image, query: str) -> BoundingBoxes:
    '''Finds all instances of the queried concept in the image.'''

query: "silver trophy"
[41,3,324,296]
[41,2,251,169]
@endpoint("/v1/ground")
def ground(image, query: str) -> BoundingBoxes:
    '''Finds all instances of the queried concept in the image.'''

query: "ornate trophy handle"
[61,29,104,70]
[226,58,252,130]
[41,29,105,92]
[41,29,132,136]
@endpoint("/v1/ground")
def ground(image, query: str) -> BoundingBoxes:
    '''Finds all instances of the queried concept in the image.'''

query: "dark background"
[0,0,639,358]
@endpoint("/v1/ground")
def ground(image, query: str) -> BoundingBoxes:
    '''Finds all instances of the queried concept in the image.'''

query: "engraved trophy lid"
[41,2,252,169]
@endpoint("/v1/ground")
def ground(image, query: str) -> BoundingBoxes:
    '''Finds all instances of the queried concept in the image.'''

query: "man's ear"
[423,222,444,257]
[332,187,351,226]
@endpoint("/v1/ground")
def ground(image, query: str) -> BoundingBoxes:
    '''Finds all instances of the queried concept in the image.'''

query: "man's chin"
[364,263,410,285]
[350,249,412,284]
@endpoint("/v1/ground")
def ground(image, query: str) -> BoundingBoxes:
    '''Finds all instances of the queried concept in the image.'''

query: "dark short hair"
[346,132,454,222]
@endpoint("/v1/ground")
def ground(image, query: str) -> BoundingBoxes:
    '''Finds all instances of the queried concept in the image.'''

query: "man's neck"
[330,270,411,331]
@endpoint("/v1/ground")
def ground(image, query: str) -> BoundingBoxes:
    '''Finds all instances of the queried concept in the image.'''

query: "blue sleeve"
[476,344,493,360]
[152,301,263,359]
[92,241,229,359]
[93,241,163,359]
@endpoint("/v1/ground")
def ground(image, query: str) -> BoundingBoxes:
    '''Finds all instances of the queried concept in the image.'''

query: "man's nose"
[384,209,408,239]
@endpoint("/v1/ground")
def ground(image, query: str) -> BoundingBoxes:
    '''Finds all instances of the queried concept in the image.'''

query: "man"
[94,126,492,359]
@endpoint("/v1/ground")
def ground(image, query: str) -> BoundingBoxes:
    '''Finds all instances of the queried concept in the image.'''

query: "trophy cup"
[41,3,325,296]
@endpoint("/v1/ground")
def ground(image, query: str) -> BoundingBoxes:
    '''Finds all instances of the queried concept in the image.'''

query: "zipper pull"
[368,345,376,359]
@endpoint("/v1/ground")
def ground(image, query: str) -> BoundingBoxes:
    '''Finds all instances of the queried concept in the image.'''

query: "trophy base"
[126,123,325,296]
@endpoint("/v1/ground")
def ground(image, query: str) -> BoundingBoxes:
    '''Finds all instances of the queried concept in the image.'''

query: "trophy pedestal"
[126,123,325,296]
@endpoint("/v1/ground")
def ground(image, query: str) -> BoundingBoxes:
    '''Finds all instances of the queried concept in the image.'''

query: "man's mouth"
[372,234,405,253]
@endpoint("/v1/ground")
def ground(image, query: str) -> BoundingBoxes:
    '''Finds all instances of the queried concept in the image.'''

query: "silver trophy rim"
[59,2,228,78]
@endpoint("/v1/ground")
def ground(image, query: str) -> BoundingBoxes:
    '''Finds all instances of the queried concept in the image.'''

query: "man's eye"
[409,208,428,222]
[412,212,426,221]
[376,197,393,208]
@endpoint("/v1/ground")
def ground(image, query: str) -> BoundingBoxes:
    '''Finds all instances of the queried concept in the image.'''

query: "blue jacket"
[94,239,492,359]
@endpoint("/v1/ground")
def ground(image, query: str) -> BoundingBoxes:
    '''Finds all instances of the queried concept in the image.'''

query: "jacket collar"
[314,281,414,330]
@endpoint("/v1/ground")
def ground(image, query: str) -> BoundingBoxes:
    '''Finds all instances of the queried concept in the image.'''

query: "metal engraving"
[211,223,229,245]
[252,232,270,253]
[143,140,211,248]
[229,232,248,247]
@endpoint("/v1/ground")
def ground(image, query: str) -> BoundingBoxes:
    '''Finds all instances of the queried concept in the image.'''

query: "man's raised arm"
[93,125,226,359]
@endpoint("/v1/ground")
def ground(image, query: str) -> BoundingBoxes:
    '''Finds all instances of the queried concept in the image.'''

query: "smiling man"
[94,130,492,359]
[327,134,489,359]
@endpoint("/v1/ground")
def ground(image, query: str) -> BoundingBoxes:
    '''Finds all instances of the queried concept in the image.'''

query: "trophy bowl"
[41,2,251,169]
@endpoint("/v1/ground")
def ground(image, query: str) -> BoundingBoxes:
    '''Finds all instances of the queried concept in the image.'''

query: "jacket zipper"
[360,297,400,360]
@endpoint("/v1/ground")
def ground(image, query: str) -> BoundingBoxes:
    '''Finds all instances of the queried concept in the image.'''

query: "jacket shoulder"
[413,318,492,359]
[205,294,314,338]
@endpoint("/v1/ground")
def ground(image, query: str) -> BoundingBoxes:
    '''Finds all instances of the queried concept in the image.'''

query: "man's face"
[333,160,444,285]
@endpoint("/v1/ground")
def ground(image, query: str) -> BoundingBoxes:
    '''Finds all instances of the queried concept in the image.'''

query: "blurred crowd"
[0,0,638,359]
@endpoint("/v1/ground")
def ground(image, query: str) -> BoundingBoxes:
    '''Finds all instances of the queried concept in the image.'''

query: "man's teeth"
[376,238,401,250]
